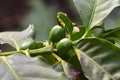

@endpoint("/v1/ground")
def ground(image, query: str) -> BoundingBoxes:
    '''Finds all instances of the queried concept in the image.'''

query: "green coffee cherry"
[49,25,65,43]
[20,39,36,50]
[56,38,73,53]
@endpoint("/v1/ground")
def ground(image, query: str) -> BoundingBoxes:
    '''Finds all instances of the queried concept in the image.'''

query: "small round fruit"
[20,39,36,50]
[56,38,73,53]
[49,25,65,43]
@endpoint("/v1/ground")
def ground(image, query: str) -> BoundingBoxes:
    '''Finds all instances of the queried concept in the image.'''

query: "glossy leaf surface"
[77,38,120,80]
[0,54,71,80]
[100,27,120,47]
[57,12,73,35]
[0,25,34,49]
[73,0,120,30]
[104,7,120,30]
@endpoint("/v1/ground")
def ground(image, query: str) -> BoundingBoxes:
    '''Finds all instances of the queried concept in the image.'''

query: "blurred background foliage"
[0,0,120,41]
[0,0,81,41]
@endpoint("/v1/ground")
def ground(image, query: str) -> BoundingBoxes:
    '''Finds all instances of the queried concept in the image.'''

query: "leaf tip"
[29,24,35,30]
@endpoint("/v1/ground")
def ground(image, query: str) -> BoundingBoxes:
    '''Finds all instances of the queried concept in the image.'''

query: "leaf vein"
[2,56,20,80]
[80,51,115,80]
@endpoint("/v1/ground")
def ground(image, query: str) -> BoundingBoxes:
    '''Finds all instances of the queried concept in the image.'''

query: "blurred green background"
[0,0,81,41]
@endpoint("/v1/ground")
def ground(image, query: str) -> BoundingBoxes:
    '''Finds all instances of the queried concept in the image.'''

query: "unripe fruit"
[49,25,65,43]
[71,31,80,41]
[20,39,36,50]
[56,38,73,53]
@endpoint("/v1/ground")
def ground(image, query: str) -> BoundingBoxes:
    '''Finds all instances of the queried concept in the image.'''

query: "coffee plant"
[0,0,120,80]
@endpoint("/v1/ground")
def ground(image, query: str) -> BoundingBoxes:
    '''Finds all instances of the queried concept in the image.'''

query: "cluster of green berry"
[48,25,73,54]
[19,12,82,60]
[20,25,73,54]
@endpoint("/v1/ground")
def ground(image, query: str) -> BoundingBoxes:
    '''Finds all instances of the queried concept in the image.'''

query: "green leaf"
[0,25,34,49]
[100,27,120,47]
[0,54,71,80]
[104,7,120,30]
[71,26,86,42]
[42,54,57,65]
[73,0,120,30]
[77,38,120,80]
[101,27,120,39]
[57,12,73,35]
[35,41,45,49]
[115,39,120,48]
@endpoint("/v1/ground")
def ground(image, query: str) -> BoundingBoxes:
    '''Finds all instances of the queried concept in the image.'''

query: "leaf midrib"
[87,0,97,30]
[2,56,19,80]
[80,51,115,80]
